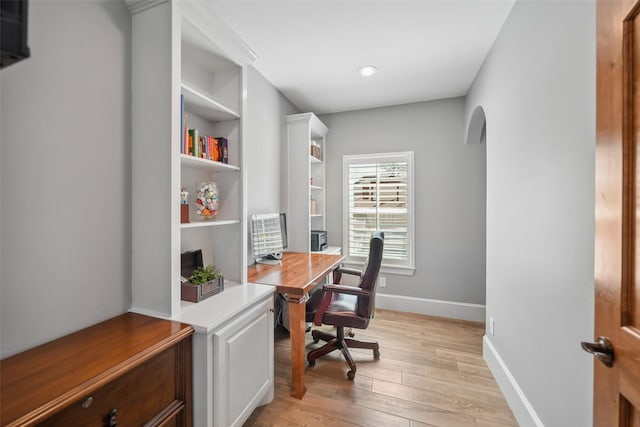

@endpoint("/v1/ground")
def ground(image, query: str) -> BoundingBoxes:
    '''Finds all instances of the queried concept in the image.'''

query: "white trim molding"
[376,293,485,322]
[483,336,544,427]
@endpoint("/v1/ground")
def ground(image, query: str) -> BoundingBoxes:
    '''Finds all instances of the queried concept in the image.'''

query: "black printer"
[311,230,327,251]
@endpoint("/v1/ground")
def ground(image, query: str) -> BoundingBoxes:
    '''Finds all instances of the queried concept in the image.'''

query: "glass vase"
[196,181,219,220]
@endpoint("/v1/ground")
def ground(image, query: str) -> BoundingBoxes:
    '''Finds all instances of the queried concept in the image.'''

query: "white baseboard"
[483,336,544,427]
[375,293,486,322]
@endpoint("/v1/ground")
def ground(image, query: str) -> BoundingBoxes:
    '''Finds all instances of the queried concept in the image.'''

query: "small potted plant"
[181,264,224,302]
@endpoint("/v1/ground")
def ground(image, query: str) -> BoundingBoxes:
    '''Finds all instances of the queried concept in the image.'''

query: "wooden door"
[591,0,640,425]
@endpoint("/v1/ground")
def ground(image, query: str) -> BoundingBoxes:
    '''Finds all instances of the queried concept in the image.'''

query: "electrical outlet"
[378,276,387,288]
[489,316,495,336]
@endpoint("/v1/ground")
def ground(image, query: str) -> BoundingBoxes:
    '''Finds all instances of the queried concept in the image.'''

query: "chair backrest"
[356,231,384,318]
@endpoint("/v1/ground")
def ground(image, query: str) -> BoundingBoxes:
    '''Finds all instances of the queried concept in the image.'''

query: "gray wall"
[465,1,595,425]
[1,1,132,357]
[321,98,486,305]
[0,2,300,357]
[244,66,299,263]
[245,66,299,216]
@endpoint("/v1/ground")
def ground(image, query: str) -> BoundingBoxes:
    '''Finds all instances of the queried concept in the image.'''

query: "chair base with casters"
[307,326,380,380]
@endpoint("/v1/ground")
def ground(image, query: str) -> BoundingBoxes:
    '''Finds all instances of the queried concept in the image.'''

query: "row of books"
[184,129,228,163]
[180,95,229,164]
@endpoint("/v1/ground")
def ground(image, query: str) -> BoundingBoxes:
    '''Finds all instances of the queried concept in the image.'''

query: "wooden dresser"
[0,313,194,427]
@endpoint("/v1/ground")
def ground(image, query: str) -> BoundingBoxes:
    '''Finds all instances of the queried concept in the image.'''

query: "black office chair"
[305,231,384,380]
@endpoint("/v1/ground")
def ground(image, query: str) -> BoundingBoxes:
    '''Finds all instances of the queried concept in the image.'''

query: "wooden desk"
[248,251,345,399]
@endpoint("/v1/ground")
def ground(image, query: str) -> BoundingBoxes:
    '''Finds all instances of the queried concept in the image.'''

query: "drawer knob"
[108,408,118,427]
[81,396,93,409]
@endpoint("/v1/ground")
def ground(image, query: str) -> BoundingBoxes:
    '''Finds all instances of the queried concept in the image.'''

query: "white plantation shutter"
[344,152,414,269]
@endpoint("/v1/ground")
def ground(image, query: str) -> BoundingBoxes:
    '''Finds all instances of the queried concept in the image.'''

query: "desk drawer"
[39,347,182,427]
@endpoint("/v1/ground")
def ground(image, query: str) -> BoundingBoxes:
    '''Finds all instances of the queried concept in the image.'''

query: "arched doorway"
[466,105,486,145]
[466,104,487,322]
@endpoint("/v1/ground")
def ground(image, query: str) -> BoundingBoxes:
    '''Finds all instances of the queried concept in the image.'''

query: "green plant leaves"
[189,265,221,285]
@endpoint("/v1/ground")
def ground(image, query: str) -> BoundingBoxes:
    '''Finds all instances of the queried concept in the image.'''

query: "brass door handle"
[581,336,614,367]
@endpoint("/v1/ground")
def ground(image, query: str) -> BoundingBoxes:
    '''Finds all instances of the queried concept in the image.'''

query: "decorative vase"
[196,182,218,219]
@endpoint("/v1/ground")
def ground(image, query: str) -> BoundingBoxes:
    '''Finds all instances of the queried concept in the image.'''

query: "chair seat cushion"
[306,291,370,329]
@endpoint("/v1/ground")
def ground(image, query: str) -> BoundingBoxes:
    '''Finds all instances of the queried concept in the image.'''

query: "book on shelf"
[188,129,198,157]
[217,137,228,164]
[212,137,217,161]
[214,138,220,162]
[180,95,184,154]
[183,113,188,155]
[213,137,221,162]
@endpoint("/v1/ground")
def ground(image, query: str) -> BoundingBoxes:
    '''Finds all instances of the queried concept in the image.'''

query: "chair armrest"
[323,284,369,297]
[335,267,362,277]
[332,267,362,283]
[312,284,370,326]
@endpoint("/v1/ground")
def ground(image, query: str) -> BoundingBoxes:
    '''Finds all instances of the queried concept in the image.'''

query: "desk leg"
[287,296,307,399]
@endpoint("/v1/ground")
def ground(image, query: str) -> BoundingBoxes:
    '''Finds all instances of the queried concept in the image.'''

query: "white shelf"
[180,219,240,229]
[180,154,240,172]
[310,184,323,190]
[182,83,240,122]
[310,155,322,164]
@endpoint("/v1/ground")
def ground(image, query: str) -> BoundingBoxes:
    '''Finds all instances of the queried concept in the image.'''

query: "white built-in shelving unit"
[285,113,329,252]
[126,1,273,426]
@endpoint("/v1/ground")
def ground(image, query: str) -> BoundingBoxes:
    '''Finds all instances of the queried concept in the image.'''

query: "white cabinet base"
[178,284,274,427]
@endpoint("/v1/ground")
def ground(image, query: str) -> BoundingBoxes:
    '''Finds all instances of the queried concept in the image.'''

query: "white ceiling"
[211,1,515,115]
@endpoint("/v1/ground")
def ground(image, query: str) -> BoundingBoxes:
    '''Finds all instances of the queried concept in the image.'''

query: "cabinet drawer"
[39,347,182,427]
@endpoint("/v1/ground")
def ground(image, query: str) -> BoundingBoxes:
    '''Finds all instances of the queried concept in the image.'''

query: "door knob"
[581,336,614,367]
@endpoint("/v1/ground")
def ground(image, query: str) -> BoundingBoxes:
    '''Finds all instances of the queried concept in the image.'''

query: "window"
[343,152,414,272]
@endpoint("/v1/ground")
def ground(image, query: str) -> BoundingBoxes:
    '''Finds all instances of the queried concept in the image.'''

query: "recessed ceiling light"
[358,65,378,77]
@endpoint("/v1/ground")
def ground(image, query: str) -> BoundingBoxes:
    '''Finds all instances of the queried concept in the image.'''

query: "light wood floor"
[244,309,518,427]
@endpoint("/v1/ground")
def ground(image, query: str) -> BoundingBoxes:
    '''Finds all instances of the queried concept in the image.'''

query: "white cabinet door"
[212,297,274,427]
